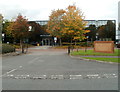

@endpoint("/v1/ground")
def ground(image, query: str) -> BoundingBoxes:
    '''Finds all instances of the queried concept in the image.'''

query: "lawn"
[71,49,119,56]
[71,49,119,63]
[82,57,119,63]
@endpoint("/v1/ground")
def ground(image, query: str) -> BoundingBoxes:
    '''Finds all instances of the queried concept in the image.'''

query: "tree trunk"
[20,39,24,53]
[75,41,76,46]
[59,38,62,46]
[70,38,72,46]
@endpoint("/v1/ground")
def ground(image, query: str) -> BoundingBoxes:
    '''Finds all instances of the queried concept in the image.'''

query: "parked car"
[30,42,37,46]
[117,43,120,48]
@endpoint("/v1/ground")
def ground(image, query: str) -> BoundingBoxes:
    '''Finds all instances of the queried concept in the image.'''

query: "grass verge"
[71,49,119,56]
[82,57,119,63]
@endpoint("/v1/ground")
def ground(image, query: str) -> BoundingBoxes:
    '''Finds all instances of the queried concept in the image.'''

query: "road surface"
[2,46,118,90]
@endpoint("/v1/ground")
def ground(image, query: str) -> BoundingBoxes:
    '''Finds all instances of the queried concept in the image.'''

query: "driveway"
[2,46,118,90]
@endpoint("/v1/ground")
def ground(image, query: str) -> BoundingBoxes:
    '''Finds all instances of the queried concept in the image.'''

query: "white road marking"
[28,57,41,64]
[1,57,43,78]
[0,66,23,77]
[6,69,17,74]
[4,73,118,80]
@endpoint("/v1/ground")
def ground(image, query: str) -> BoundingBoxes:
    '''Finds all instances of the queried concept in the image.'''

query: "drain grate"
[3,73,118,80]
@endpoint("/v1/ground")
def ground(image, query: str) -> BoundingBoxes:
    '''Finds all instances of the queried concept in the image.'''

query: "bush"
[2,44,15,54]
[12,44,21,49]
[61,42,93,47]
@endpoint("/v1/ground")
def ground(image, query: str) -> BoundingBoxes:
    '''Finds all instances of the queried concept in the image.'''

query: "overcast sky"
[0,0,119,22]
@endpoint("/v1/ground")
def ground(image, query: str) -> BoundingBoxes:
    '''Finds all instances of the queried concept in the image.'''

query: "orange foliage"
[7,14,29,39]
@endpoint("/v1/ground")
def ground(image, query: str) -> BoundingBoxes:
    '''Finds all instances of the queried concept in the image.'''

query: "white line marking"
[1,69,17,77]
[28,57,40,64]
[0,66,23,77]
[6,69,17,74]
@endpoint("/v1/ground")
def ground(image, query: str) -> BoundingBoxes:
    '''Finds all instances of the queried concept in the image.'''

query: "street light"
[2,33,5,42]
[85,36,89,52]
[28,26,32,31]
[96,33,99,41]
[54,37,57,46]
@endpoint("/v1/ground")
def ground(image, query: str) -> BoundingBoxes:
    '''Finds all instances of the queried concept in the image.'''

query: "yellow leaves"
[47,4,89,41]
[84,30,90,33]
[74,37,80,40]
[68,30,74,33]
[76,31,80,34]
[61,30,67,34]
[68,5,76,10]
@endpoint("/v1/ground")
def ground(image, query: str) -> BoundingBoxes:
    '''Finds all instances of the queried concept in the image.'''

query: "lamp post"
[96,33,99,41]
[85,36,89,52]
[2,33,5,43]
[28,26,32,31]
[54,37,57,46]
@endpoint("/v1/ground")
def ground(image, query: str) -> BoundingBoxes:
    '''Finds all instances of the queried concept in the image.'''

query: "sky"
[118,1,120,23]
[0,0,119,23]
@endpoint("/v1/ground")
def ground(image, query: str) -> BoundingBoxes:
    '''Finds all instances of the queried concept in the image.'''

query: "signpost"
[94,41,114,53]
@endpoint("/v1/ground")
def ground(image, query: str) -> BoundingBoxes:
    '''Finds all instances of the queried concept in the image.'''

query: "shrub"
[12,44,21,49]
[2,44,15,54]
[61,42,93,47]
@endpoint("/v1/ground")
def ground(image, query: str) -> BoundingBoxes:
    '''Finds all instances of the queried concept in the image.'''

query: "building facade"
[32,20,116,45]
[35,20,116,28]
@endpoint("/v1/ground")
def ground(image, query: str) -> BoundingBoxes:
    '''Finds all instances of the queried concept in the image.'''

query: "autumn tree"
[62,5,90,43]
[47,5,90,45]
[7,14,29,53]
[47,9,65,45]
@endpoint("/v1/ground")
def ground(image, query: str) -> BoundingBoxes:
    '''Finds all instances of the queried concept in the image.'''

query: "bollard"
[37,43,40,46]
[68,46,71,55]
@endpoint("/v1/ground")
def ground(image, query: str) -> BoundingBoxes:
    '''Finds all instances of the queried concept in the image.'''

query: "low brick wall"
[94,41,114,53]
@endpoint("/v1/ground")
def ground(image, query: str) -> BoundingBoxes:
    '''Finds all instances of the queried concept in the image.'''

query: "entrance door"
[42,38,51,46]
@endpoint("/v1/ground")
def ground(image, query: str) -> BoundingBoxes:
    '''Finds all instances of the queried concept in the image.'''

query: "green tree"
[85,25,97,41]
[97,20,115,41]
[2,20,14,43]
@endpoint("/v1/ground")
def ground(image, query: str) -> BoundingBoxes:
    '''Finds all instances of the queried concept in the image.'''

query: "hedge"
[1,44,15,54]
[62,42,93,47]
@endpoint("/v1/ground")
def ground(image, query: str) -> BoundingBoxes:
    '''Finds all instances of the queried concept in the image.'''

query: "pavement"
[2,46,119,90]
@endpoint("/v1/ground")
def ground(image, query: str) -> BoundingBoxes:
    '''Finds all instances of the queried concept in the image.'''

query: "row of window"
[35,20,116,27]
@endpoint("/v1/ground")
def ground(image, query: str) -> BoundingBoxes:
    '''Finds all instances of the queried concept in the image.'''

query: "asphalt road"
[2,46,118,90]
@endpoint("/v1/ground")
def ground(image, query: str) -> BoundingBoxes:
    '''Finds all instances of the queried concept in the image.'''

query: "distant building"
[32,20,116,45]
[35,20,116,28]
